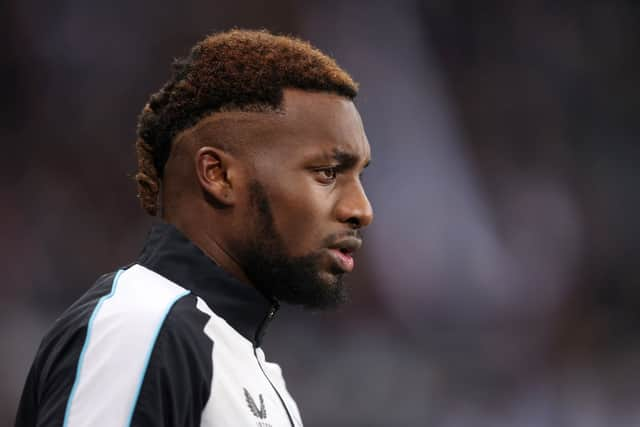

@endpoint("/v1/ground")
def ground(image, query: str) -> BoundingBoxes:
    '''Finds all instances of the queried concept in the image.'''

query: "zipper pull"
[255,302,279,346]
[267,305,277,320]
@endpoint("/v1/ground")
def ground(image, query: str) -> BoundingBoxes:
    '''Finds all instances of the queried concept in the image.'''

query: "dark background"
[3,1,640,425]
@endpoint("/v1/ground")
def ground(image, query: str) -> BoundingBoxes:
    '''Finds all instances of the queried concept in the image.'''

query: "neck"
[163,212,252,286]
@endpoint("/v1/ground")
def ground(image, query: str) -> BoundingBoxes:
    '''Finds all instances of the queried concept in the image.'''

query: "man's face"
[236,89,373,309]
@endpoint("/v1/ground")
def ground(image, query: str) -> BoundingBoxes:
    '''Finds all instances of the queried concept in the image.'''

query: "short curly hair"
[135,29,358,216]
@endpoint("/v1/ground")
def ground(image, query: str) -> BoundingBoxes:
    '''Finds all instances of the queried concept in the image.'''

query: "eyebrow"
[332,149,371,169]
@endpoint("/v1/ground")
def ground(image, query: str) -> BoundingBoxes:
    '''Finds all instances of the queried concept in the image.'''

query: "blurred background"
[2,0,640,425]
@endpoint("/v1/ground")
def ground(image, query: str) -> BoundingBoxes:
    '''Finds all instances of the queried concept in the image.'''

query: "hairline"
[172,88,356,153]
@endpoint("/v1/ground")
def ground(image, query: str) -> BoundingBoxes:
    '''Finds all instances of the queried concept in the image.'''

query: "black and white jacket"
[16,222,303,427]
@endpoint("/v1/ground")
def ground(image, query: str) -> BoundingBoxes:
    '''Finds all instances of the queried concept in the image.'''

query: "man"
[16,29,373,427]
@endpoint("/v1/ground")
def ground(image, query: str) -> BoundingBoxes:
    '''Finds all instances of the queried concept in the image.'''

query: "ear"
[194,146,237,206]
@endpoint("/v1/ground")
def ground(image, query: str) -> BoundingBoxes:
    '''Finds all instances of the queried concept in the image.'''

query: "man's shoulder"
[31,265,212,385]
[55,266,183,324]
[19,266,216,427]
[39,265,202,356]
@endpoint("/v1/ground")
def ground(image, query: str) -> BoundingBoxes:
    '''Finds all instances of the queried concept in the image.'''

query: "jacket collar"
[137,221,276,346]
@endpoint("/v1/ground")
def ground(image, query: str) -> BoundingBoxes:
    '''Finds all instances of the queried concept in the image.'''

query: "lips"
[328,237,362,273]
[329,248,355,272]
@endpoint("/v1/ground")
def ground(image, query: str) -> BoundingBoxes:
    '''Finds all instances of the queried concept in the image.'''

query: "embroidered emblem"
[244,388,267,419]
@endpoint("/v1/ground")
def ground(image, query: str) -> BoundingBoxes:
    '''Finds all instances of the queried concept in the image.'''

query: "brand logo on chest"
[244,387,273,426]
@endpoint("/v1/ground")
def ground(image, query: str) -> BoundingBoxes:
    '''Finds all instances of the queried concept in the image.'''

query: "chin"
[300,274,349,310]
[318,270,342,287]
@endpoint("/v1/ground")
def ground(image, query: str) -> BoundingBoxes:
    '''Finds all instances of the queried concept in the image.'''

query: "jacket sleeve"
[15,327,87,427]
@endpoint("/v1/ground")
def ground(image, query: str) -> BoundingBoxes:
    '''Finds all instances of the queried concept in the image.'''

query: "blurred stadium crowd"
[2,1,639,425]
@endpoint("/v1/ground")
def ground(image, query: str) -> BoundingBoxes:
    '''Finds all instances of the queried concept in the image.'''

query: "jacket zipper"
[254,303,295,426]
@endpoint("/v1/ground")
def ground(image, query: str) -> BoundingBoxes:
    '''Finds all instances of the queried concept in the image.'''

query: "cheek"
[268,183,334,253]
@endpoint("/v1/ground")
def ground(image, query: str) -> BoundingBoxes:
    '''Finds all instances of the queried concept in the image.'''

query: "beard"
[238,180,349,310]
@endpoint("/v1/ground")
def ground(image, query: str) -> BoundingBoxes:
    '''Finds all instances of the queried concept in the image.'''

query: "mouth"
[327,238,362,273]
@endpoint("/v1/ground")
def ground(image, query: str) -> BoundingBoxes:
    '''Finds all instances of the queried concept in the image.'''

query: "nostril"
[346,217,361,228]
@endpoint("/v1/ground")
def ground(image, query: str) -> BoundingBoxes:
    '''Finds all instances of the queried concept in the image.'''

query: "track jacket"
[16,222,303,427]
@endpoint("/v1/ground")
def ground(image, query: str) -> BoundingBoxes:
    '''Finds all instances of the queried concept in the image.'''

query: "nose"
[335,180,374,229]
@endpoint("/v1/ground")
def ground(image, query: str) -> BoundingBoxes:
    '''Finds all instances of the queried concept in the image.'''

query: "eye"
[314,167,338,183]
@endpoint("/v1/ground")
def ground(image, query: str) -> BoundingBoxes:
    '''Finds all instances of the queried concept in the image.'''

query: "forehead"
[183,89,370,165]
[259,89,371,162]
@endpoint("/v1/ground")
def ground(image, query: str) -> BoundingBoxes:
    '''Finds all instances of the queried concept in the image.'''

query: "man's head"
[135,29,373,309]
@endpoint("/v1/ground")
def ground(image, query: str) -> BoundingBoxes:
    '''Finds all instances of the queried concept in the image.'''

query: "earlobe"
[195,146,236,206]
